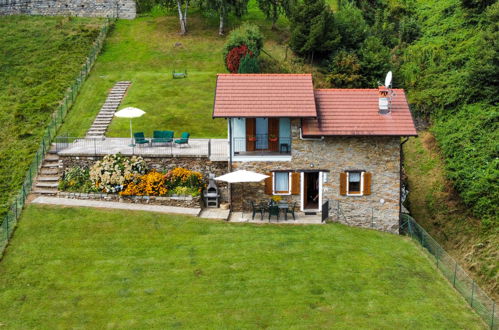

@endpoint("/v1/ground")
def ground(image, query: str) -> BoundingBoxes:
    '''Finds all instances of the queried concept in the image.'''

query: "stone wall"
[0,0,136,19]
[58,191,202,208]
[58,155,230,204]
[231,119,402,234]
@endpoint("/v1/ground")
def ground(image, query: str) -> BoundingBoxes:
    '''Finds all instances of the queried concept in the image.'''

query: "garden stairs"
[85,81,132,139]
[32,146,60,196]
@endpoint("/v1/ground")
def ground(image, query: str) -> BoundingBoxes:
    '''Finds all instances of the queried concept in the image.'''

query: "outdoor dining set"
[133,130,190,147]
[250,200,297,221]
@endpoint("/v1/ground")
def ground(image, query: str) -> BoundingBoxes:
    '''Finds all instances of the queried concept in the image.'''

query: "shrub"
[226,45,253,73]
[164,167,205,192]
[238,53,260,73]
[171,186,200,197]
[224,23,264,58]
[120,170,168,196]
[89,154,147,193]
[58,167,96,193]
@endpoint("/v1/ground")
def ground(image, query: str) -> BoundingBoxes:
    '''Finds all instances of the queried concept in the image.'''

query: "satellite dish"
[384,71,392,88]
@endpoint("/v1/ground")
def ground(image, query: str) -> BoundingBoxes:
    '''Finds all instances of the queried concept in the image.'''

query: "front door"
[255,118,268,150]
[302,172,321,211]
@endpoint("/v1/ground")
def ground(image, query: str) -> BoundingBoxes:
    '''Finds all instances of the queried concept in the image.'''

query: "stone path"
[229,212,324,224]
[32,196,201,216]
[199,208,231,220]
[32,146,60,196]
[86,81,132,138]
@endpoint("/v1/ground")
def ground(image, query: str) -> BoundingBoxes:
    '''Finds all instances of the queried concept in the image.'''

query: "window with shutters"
[340,171,372,196]
[273,171,291,194]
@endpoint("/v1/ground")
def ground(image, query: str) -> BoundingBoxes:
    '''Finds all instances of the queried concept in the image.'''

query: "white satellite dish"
[384,71,393,88]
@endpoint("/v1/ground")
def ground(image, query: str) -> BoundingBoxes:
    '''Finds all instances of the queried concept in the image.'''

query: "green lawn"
[0,205,484,328]
[59,4,293,139]
[0,16,102,216]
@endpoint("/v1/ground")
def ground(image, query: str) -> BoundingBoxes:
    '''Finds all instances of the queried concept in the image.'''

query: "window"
[348,171,362,194]
[274,172,291,194]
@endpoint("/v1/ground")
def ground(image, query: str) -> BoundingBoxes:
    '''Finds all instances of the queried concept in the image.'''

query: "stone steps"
[32,151,60,196]
[85,81,131,138]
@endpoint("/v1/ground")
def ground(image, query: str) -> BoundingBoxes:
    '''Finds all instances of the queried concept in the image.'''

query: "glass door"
[255,118,268,150]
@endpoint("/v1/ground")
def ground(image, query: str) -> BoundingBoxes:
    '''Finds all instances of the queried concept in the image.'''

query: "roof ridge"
[315,88,405,92]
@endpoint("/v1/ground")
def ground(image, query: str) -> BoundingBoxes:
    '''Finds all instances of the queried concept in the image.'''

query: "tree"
[335,1,368,50]
[200,0,249,35]
[289,0,341,62]
[256,0,295,29]
[224,23,264,57]
[238,53,260,73]
[175,0,189,35]
[326,50,363,87]
[358,36,391,87]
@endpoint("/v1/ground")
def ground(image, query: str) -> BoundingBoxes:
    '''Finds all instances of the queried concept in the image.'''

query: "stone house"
[213,74,417,233]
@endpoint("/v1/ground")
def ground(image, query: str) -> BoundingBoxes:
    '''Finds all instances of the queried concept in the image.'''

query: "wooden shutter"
[246,118,256,152]
[264,172,273,195]
[339,172,347,196]
[291,172,300,195]
[363,172,372,195]
[268,118,280,152]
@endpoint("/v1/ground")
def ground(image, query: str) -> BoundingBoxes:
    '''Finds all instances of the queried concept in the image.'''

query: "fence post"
[471,280,475,307]
[94,138,97,157]
[436,250,440,269]
[453,262,458,287]
[208,139,211,157]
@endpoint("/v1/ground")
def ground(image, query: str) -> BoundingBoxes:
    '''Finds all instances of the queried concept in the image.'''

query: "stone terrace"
[56,138,228,161]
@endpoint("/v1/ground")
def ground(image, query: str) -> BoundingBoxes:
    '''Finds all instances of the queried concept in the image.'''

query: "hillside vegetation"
[0,205,485,328]
[0,16,103,216]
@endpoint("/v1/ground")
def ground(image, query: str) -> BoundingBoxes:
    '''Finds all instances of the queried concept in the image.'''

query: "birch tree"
[200,0,249,35]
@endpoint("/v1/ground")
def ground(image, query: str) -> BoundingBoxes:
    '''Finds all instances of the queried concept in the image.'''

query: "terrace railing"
[401,214,498,329]
[0,19,114,259]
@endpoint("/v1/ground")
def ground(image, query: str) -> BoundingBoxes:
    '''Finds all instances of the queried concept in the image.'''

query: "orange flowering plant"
[120,170,168,196]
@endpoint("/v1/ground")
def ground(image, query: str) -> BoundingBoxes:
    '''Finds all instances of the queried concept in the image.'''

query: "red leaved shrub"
[226,44,253,73]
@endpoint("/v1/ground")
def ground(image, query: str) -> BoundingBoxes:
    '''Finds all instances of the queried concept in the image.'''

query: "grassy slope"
[0,205,484,328]
[404,132,498,300]
[59,1,295,139]
[0,16,102,215]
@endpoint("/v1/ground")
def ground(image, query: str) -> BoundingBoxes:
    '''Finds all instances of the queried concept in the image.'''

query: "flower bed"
[59,154,206,204]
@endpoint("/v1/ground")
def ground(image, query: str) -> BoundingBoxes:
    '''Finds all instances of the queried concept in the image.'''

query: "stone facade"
[58,155,230,204]
[231,119,402,234]
[0,0,136,19]
[58,191,202,208]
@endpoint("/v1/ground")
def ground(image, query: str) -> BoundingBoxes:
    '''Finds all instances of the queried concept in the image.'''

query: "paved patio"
[229,211,324,224]
[56,138,228,161]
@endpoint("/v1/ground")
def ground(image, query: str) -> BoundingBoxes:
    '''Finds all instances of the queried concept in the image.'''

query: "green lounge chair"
[133,132,149,146]
[174,132,190,147]
[152,130,174,145]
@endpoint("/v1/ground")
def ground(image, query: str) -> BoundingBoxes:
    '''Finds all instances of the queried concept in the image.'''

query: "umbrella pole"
[129,118,134,147]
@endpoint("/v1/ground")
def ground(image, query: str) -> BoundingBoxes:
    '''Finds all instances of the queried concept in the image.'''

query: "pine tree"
[289,0,340,62]
[238,54,260,73]
[256,0,295,29]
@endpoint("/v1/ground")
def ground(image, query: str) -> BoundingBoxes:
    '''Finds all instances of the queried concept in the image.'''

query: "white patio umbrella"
[215,170,269,220]
[114,107,146,146]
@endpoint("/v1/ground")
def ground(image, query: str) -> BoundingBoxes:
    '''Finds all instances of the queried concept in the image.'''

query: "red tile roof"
[302,89,417,136]
[212,74,317,118]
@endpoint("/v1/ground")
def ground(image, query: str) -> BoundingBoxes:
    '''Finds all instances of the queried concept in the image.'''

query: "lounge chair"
[152,130,174,145]
[133,132,149,146]
[174,132,190,147]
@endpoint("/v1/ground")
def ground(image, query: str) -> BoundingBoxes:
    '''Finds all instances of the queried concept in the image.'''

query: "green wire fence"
[0,18,114,259]
[401,213,498,329]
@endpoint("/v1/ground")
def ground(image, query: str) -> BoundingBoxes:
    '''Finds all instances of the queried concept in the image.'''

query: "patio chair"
[152,130,174,145]
[133,132,149,146]
[174,132,190,148]
[285,202,297,220]
[268,205,280,222]
[250,201,265,220]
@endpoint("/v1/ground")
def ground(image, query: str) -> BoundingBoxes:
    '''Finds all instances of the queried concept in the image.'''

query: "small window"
[274,172,291,194]
[348,171,362,194]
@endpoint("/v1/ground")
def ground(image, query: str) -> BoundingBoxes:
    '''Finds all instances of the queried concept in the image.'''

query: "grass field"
[58,2,299,139]
[0,16,102,216]
[0,205,484,328]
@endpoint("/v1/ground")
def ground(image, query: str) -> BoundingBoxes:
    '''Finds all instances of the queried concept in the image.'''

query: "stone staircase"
[32,147,60,196]
[85,81,132,138]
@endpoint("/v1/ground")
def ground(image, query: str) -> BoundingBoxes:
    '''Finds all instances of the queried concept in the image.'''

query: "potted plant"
[247,134,257,142]
[269,134,278,142]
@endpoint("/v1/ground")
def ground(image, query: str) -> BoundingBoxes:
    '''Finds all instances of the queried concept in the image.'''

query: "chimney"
[378,86,390,114]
